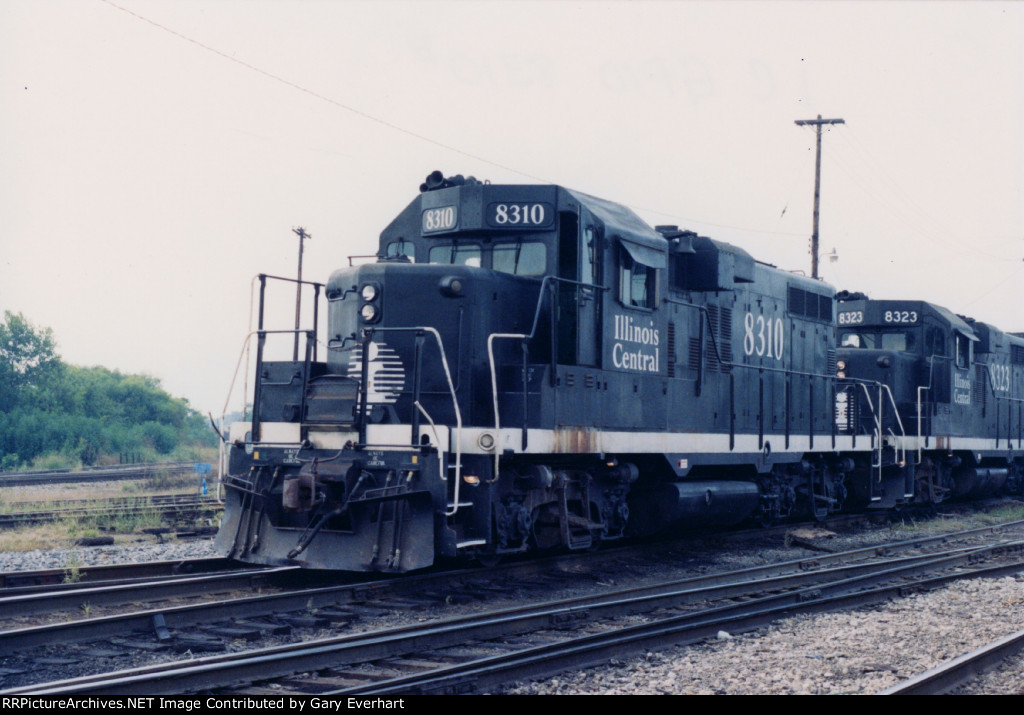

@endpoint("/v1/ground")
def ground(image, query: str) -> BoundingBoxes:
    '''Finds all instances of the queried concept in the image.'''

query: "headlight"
[836,360,846,371]
[837,371,846,379]
[360,304,378,322]
[361,284,378,302]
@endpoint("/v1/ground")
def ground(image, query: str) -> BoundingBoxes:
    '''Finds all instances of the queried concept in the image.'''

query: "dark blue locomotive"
[835,294,1024,505]
[216,172,1020,572]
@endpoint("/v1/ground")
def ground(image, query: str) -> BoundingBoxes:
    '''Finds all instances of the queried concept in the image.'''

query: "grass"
[3,472,209,507]
[0,471,219,552]
[975,503,1024,524]
[63,552,83,584]
[886,500,1024,538]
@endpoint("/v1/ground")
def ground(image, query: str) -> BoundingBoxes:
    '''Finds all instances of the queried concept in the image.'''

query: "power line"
[98,2,863,247]
[99,0,545,183]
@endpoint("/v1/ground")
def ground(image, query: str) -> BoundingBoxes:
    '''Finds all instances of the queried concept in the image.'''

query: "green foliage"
[63,553,83,584]
[0,311,59,409]
[0,312,217,469]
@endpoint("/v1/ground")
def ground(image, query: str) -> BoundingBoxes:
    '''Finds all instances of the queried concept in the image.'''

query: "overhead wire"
[822,133,1013,263]
[103,0,1019,270]
[833,126,1017,259]
[100,0,814,242]
[98,0,547,183]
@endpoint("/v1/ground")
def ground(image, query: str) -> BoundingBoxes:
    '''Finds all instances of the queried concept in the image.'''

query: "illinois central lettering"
[953,373,971,406]
[612,315,660,373]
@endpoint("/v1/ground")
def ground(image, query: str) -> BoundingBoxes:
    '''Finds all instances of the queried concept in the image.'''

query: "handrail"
[854,382,884,495]
[485,275,609,483]
[664,297,840,383]
[880,382,906,439]
[917,385,931,463]
[360,326,463,516]
[488,333,528,484]
[220,328,316,437]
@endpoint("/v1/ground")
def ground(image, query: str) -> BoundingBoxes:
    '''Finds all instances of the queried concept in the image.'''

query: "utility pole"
[794,115,844,279]
[292,227,311,360]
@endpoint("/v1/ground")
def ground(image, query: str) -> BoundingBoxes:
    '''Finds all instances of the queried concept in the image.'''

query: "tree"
[0,311,60,409]
[0,312,216,469]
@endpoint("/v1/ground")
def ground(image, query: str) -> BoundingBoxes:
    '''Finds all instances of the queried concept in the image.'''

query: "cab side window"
[926,326,946,357]
[955,334,971,369]
[619,250,654,308]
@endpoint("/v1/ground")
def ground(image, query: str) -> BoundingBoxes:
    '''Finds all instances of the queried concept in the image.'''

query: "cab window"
[955,334,971,369]
[840,331,874,349]
[428,243,481,268]
[619,250,655,308]
[926,326,946,357]
[385,240,415,261]
[840,330,916,352]
[493,241,546,276]
[881,332,915,352]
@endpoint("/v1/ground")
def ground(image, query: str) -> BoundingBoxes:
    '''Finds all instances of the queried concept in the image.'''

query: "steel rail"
[8,539,1024,695]
[337,556,1024,695]
[879,628,1024,695]
[3,512,1022,650]
[0,566,298,620]
[0,501,222,528]
[0,557,240,591]
[0,463,196,487]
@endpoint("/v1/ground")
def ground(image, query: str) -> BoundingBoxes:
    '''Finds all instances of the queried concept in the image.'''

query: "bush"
[0,312,217,469]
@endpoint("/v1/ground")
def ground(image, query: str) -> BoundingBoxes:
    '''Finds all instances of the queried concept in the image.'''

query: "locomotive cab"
[836,298,978,439]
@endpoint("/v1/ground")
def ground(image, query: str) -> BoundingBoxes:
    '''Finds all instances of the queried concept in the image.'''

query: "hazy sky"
[2,1,1022,416]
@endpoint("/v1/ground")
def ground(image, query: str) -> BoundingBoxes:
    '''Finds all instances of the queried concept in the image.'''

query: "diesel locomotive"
[215,172,1023,572]
[835,293,1023,504]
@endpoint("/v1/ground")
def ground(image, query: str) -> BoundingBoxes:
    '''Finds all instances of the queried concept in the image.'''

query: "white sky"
[2,0,1022,415]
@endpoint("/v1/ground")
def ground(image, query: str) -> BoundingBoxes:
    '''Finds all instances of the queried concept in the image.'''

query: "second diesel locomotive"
[216,172,1023,572]
[835,293,1024,504]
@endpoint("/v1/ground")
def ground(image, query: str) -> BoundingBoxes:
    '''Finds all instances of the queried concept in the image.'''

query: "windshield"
[840,330,917,352]
[385,240,415,261]
[493,241,546,276]
[427,241,547,276]
[428,243,481,268]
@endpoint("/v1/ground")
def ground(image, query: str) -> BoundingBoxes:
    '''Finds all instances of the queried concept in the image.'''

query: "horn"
[424,170,445,191]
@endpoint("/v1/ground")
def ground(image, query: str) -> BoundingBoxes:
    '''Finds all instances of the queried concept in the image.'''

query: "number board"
[883,309,919,324]
[422,205,458,234]
[485,202,554,229]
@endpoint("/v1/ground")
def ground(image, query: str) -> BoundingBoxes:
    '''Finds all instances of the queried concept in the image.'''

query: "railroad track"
[882,629,1024,694]
[0,462,196,487]
[5,518,1024,694]
[0,493,222,529]
[0,556,241,590]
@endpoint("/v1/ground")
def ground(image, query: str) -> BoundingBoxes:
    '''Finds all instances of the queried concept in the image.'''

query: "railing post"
[521,339,529,451]
[257,275,267,331]
[758,370,764,450]
[808,374,814,449]
[411,331,424,446]
[358,330,372,447]
[300,329,315,430]
[549,282,558,387]
[252,330,267,442]
[312,284,322,362]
